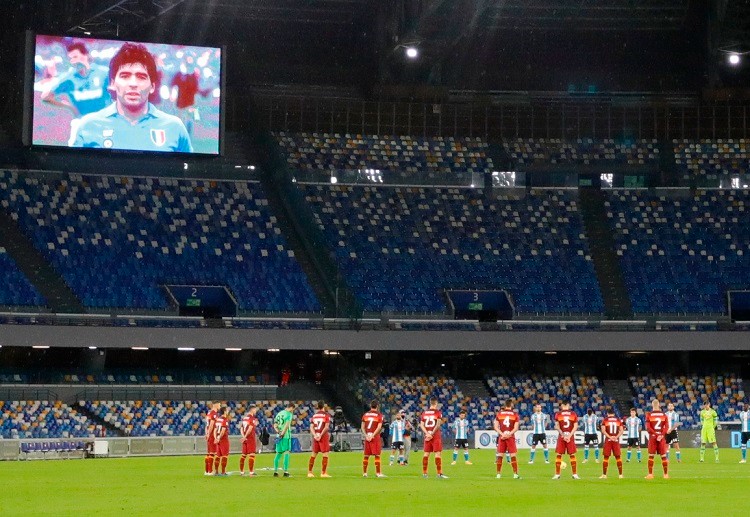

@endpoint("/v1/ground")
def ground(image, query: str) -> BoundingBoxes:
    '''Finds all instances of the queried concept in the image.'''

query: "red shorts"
[312,436,331,454]
[206,439,217,454]
[496,437,517,454]
[648,436,668,455]
[216,440,230,457]
[603,440,621,458]
[555,436,577,455]
[423,437,443,453]
[364,436,382,456]
[241,438,257,455]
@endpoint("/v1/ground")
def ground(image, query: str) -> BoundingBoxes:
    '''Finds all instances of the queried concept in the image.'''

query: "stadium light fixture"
[544,351,557,355]
[88,346,97,350]
[268,348,280,352]
[729,53,741,66]
[32,345,50,349]
[225,348,242,352]
[132,346,149,351]
[177,347,195,352]
[405,46,419,59]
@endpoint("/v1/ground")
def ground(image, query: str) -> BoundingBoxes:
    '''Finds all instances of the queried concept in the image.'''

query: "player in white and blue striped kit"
[665,402,682,463]
[739,403,750,464]
[582,408,600,463]
[528,404,550,464]
[451,410,472,465]
[625,408,643,463]
[389,412,407,466]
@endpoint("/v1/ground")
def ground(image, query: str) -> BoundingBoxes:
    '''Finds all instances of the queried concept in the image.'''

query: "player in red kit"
[204,401,220,475]
[420,397,448,479]
[553,400,580,479]
[239,404,259,476]
[213,405,231,476]
[600,409,624,479]
[362,400,386,478]
[645,399,670,479]
[308,401,332,478]
[494,400,521,479]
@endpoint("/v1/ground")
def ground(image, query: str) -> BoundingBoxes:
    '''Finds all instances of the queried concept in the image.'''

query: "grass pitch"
[1,449,748,516]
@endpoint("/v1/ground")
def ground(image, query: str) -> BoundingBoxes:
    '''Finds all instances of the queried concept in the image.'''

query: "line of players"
[201,399,750,478]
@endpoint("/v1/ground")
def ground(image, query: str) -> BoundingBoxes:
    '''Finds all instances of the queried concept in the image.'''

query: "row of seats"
[0,171,319,312]
[606,189,750,314]
[629,375,745,428]
[81,400,317,437]
[674,139,750,181]
[276,132,493,178]
[504,138,659,166]
[20,441,87,453]
[0,247,45,307]
[303,185,604,314]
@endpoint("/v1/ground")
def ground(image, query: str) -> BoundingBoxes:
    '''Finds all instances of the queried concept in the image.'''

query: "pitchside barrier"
[1,432,365,461]
[474,427,742,450]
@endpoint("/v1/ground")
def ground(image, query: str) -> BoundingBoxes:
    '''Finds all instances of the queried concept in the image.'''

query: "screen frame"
[24,32,225,157]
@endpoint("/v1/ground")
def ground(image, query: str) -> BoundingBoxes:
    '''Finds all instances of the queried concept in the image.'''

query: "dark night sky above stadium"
[0,1,739,94]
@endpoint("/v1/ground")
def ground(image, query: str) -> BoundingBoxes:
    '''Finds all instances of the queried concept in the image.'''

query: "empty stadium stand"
[606,189,750,314]
[275,132,493,182]
[629,374,745,428]
[485,375,619,423]
[0,170,320,312]
[302,184,604,314]
[357,375,497,434]
[674,139,750,184]
[0,247,45,307]
[504,138,660,167]
[81,399,318,437]
[0,400,96,439]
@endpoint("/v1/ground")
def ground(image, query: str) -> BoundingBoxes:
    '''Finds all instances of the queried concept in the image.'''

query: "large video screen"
[29,35,223,155]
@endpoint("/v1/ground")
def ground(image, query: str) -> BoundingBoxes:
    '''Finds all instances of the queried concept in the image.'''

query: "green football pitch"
[1,449,748,516]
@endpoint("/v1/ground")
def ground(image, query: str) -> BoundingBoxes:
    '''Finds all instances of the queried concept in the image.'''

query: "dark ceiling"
[3,1,745,91]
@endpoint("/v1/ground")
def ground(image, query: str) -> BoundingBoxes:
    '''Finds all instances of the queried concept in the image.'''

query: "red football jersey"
[601,416,623,439]
[214,415,230,442]
[421,409,443,436]
[241,414,258,436]
[646,411,669,437]
[362,410,383,434]
[555,410,578,433]
[495,410,520,433]
[205,409,218,438]
[311,411,331,434]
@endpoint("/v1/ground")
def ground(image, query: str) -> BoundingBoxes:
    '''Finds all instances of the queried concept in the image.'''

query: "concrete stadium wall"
[1,325,749,351]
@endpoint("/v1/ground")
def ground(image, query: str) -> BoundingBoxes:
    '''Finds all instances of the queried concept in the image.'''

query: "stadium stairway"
[456,379,493,400]
[602,379,634,416]
[658,141,680,187]
[255,172,336,314]
[74,402,126,437]
[578,189,632,319]
[0,208,84,313]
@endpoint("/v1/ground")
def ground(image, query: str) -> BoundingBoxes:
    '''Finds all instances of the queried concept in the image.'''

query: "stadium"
[1,0,750,514]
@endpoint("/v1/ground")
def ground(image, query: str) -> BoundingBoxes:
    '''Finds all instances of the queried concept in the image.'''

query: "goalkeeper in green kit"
[273,402,295,477]
[699,401,719,463]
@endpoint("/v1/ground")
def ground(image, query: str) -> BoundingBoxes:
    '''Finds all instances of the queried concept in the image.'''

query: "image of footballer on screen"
[40,41,110,146]
[73,42,193,153]
[32,36,222,155]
